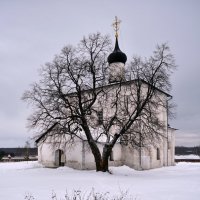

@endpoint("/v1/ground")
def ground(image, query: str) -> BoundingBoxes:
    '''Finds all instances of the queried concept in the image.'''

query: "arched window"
[157,148,160,160]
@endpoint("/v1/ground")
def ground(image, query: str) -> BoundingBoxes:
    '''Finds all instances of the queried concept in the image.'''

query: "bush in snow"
[25,189,138,200]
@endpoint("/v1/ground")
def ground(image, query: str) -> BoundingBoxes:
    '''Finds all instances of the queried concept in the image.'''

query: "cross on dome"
[112,16,121,38]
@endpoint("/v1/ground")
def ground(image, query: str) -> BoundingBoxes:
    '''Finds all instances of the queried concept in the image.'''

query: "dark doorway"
[55,149,65,167]
[157,148,160,160]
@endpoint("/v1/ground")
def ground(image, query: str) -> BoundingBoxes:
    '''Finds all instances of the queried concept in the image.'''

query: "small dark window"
[157,148,160,160]
[124,95,129,115]
[168,141,171,149]
[97,110,103,125]
[110,151,114,161]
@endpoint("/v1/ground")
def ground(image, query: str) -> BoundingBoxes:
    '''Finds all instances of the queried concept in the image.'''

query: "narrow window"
[124,95,129,115]
[157,148,160,160]
[97,110,103,125]
[110,150,114,161]
[168,141,171,149]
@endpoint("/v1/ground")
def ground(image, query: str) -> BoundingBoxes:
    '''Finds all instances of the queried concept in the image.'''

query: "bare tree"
[22,32,176,172]
[24,140,30,161]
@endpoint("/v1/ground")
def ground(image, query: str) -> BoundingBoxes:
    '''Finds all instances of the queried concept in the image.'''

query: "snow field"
[0,161,200,200]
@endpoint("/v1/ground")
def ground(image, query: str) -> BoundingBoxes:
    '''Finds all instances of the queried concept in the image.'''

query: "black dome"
[107,37,127,64]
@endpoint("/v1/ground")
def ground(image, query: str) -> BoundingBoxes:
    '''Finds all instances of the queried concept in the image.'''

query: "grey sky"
[0,0,200,147]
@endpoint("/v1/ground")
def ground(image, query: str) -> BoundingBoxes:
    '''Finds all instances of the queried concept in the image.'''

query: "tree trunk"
[81,121,104,171]
[90,142,112,172]
[101,144,112,172]
[82,122,115,172]
[101,157,109,172]
[88,141,103,171]
[98,134,120,172]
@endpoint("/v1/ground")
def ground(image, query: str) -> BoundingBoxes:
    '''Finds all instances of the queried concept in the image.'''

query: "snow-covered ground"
[175,154,200,159]
[0,161,200,200]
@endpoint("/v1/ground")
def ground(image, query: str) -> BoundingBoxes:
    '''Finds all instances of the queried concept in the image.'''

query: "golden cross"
[112,16,121,38]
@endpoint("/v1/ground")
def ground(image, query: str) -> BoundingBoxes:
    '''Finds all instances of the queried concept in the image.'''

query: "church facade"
[36,126,175,170]
[36,23,176,170]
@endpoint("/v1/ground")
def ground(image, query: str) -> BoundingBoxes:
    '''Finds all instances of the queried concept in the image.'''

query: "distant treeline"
[175,146,200,156]
[0,148,37,159]
[1,147,200,160]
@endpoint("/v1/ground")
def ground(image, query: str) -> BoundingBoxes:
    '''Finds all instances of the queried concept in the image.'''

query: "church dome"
[107,37,127,64]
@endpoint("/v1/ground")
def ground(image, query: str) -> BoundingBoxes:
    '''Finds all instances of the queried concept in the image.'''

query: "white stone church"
[36,25,176,170]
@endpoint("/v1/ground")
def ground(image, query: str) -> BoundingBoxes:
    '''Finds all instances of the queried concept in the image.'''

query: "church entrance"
[55,149,65,167]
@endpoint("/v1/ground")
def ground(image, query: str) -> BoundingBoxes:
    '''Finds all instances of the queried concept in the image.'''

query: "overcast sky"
[1,0,200,147]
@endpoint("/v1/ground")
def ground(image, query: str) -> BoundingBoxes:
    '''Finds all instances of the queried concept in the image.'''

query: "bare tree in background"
[22,33,176,172]
[24,140,30,161]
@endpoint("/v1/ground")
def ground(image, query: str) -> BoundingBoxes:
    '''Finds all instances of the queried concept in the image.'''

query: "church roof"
[105,79,172,98]
[35,122,58,143]
[77,79,172,98]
